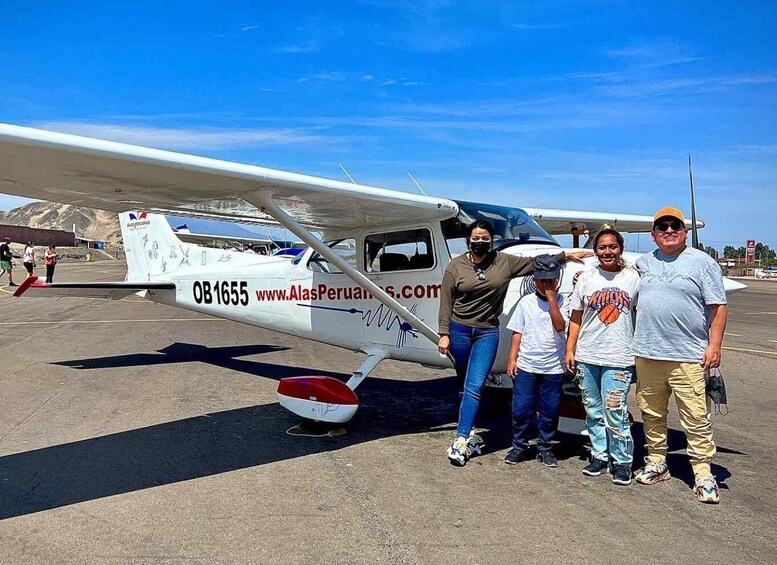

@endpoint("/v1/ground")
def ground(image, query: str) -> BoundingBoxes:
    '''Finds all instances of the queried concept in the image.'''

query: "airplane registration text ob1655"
[0,123,746,430]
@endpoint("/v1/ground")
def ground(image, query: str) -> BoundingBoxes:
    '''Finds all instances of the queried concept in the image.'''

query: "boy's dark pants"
[512,369,564,453]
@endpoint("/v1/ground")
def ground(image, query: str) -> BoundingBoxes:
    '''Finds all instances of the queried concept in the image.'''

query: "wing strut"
[245,190,442,348]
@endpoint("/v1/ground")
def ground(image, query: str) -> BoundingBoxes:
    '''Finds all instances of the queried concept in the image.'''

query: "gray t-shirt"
[631,247,727,363]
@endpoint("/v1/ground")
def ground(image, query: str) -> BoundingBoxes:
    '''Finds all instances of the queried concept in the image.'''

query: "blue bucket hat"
[533,254,561,280]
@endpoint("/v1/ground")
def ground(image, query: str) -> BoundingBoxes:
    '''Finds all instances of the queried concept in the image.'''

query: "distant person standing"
[0,236,16,286]
[632,207,728,504]
[44,244,59,283]
[22,241,35,276]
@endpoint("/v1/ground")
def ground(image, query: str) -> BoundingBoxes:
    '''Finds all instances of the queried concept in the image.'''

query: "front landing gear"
[277,350,387,424]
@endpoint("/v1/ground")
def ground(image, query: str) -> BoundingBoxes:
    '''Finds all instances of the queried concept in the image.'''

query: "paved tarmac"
[0,263,775,564]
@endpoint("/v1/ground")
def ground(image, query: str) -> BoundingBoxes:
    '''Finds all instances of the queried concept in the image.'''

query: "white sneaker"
[694,476,721,504]
[467,431,485,457]
[447,436,471,467]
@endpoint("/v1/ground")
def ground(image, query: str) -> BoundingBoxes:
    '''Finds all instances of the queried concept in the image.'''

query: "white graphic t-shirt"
[507,293,569,375]
[569,266,640,368]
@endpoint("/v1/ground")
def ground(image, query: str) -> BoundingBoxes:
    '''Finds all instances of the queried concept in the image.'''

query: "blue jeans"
[449,320,500,438]
[578,362,635,465]
[512,369,563,452]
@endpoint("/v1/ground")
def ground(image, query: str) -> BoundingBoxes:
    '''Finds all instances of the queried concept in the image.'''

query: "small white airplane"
[0,123,746,431]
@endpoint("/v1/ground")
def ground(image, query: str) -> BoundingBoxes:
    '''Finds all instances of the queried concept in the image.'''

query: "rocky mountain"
[0,202,121,243]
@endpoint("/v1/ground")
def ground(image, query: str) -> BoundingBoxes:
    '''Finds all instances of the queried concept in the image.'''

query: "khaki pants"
[635,357,715,478]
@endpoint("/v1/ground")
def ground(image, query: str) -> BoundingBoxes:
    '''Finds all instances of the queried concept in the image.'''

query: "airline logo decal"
[587,287,632,325]
[126,211,151,231]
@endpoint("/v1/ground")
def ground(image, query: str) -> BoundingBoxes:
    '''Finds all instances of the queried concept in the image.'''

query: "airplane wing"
[0,123,458,233]
[0,123,456,345]
[12,276,176,300]
[523,207,705,235]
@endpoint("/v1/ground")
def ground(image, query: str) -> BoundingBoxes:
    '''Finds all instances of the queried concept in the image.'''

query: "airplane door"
[299,239,366,350]
[362,226,445,359]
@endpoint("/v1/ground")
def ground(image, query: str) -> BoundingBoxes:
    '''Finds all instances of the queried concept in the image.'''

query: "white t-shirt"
[569,266,640,368]
[507,293,569,375]
[23,246,34,263]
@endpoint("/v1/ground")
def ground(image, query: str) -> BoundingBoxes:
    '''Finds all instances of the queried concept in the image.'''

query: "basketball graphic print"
[598,303,621,324]
[588,287,632,326]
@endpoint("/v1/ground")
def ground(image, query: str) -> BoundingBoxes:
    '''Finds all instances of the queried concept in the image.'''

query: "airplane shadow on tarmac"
[0,342,742,519]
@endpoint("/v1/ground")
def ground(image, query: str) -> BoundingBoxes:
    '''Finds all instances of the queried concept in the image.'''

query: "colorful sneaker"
[504,448,528,465]
[582,457,609,477]
[467,432,485,457]
[611,464,633,486]
[635,458,671,485]
[694,476,721,504]
[447,436,471,467]
[537,451,558,468]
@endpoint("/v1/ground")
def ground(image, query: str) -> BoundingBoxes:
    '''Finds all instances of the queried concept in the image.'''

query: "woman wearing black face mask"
[439,220,589,466]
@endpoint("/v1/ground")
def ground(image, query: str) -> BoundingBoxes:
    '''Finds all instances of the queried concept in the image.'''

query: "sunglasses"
[473,265,486,281]
[654,220,686,233]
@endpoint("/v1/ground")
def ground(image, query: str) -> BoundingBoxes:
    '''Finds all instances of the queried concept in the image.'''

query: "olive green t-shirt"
[438,251,566,334]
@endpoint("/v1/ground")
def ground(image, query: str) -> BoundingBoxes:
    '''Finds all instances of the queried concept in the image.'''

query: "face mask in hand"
[469,241,492,257]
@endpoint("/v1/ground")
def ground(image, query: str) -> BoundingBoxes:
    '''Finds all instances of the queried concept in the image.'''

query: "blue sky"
[1,1,775,251]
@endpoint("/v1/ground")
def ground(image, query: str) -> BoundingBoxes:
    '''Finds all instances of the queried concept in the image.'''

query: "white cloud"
[362,74,375,81]
[279,42,319,54]
[604,40,706,68]
[240,23,261,32]
[31,122,362,151]
[508,22,572,30]
[312,72,347,81]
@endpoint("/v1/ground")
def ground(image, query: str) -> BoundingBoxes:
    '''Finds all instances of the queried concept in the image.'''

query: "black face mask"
[469,241,491,257]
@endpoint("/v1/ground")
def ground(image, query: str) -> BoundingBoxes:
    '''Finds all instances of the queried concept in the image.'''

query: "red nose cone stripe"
[13,275,40,297]
[278,376,358,405]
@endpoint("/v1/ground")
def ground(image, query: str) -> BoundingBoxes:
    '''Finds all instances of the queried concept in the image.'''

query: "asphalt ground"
[0,263,775,565]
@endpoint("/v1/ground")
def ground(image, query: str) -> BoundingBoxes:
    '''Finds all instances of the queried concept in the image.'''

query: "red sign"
[746,240,756,263]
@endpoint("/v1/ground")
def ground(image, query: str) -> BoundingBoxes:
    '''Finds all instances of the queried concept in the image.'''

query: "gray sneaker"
[611,464,633,486]
[504,448,528,465]
[582,458,609,477]
[537,451,558,468]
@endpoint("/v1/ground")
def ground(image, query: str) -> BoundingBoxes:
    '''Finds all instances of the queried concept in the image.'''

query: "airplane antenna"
[339,163,357,184]
[688,154,700,249]
[407,172,428,196]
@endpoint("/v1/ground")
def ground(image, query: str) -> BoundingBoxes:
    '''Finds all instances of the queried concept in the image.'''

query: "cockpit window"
[441,200,558,256]
[307,239,357,273]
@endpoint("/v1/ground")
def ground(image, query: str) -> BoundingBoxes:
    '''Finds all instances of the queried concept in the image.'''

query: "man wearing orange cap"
[631,207,728,504]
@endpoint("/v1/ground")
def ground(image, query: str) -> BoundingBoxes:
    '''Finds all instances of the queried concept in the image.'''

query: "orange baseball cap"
[653,207,685,223]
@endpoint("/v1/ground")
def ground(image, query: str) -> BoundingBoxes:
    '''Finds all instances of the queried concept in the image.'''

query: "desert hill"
[0,202,121,243]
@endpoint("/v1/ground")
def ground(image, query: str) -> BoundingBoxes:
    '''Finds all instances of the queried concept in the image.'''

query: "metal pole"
[689,154,699,249]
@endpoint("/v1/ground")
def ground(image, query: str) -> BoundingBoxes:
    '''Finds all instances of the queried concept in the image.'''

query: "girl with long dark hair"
[565,228,639,485]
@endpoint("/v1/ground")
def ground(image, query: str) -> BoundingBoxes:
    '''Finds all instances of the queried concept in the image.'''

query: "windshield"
[442,200,558,249]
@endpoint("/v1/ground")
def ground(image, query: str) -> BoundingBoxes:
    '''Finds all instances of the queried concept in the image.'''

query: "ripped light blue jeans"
[578,362,635,465]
